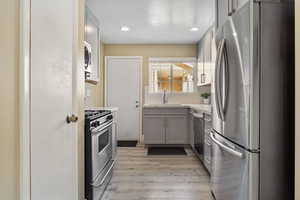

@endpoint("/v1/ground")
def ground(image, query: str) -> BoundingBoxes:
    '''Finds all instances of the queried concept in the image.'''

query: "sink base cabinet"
[165,116,188,144]
[143,116,165,144]
[143,108,189,145]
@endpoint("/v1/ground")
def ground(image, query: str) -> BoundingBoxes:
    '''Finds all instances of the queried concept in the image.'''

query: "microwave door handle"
[210,132,243,158]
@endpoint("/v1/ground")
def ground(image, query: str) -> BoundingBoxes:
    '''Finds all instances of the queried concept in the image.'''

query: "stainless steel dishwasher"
[193,112,205,162]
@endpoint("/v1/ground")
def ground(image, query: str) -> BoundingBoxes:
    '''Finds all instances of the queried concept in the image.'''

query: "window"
[98,130,109,153]
[149,57,196,93]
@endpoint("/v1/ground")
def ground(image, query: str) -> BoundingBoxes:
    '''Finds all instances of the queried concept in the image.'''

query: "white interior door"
[30,0,77,199]
[106,57,141,141]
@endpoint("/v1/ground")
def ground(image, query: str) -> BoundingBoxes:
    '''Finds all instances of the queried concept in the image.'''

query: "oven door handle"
[90,160,115,188]
[91,121,113,134]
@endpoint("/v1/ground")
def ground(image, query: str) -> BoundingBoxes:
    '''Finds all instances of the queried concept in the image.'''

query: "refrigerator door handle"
[210,132,244,158]
[223,41,229,118]
[215,39,226,121]
[214,39,222,120]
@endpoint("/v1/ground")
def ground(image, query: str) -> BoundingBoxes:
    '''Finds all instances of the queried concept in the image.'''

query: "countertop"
[183,104,211,114]
[143,104,211,114]
[85,107,119,112]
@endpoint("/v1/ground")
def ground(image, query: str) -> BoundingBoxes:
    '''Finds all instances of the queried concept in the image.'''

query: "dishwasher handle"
[193,113,203,119]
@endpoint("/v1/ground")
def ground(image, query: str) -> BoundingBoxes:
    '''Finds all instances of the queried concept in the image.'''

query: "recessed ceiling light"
[121,26,130,32]
[190,27,199,32]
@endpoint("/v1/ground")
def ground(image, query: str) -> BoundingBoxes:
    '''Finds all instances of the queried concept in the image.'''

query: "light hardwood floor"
[102,146,213,200]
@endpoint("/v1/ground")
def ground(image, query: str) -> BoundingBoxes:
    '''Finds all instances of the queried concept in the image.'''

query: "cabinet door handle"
[228,0,232,16]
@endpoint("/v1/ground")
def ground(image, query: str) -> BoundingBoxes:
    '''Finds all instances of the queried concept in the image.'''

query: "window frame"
[148,57,197,94]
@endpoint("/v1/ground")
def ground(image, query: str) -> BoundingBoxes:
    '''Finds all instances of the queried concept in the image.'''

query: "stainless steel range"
[85,110,115,200]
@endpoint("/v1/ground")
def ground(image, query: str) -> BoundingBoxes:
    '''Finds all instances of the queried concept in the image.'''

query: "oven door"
[91,122,113,180]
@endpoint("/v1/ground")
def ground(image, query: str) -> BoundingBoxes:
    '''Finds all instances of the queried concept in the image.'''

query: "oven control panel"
[90,114,113,130]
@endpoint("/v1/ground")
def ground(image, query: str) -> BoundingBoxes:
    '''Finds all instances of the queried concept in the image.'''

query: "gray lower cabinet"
[204,131,212,173]
[143,108,188,145]
[143,115,165,144]
[165,115,188,144]
[203,113,212,173]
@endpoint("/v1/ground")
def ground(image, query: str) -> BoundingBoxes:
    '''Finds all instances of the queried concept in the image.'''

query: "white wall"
[0,0,20,199]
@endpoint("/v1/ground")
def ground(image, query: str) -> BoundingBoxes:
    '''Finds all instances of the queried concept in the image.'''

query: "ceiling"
[86,0,215,44]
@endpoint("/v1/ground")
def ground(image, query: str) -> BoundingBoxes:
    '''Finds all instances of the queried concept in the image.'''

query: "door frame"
[20,0,31,199]
[19,0,81,199]
[104,56,143,142]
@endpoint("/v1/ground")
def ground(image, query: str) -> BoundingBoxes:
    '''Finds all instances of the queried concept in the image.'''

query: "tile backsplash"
[144,85,211,105]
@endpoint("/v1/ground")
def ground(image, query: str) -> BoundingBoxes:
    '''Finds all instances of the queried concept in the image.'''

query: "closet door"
[30,0,78,199]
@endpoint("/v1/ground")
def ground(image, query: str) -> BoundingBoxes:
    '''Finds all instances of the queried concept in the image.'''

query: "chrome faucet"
[163,90,168,104]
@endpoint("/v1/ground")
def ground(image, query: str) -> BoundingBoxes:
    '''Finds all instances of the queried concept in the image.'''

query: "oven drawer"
[88,160,115,200]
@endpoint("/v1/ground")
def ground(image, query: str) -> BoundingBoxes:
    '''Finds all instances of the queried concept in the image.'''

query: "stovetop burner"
[85,110,111,120]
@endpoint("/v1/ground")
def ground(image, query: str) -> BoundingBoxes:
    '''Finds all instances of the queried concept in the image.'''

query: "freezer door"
[210,131,259,200]
[214,2,260,149]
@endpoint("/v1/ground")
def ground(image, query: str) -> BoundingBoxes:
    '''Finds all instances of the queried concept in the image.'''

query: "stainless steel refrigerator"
[210,0,294,200]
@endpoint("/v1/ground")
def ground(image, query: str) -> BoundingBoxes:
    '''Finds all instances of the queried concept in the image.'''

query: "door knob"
[136,100,140,108]
[66,114,78,123]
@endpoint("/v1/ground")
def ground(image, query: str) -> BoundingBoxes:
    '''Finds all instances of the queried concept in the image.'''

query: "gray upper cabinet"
[85,7,100,84]
[232,0,249,12]
[143,115,165,144]
[216,0,229,30]
[165,116,188,144]
[197,28,215,86]
[215,0,249,30]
